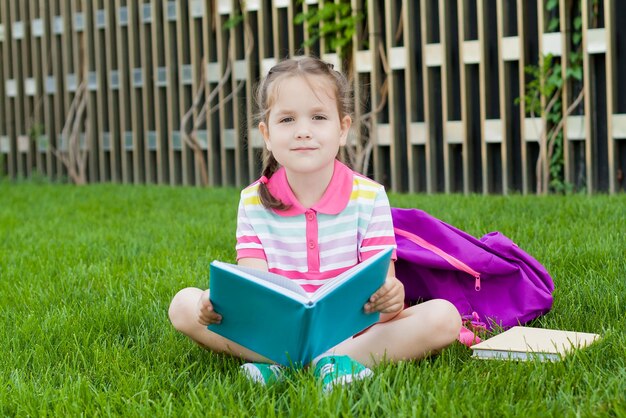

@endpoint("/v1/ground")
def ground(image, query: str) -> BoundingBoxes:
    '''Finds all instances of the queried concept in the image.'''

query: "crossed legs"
[168,287,462,368]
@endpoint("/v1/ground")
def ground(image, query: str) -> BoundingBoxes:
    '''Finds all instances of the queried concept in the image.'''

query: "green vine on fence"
[518,0,588,194]
[294,0,363,59]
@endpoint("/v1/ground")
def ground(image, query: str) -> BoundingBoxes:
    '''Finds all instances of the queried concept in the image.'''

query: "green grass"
[1,183,625,417]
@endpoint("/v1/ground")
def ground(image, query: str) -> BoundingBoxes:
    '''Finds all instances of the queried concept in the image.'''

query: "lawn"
[1,183,625,417]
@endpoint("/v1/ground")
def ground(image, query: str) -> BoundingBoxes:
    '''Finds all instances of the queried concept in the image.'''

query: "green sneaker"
[240,363,285,386]
[313,355,373,392]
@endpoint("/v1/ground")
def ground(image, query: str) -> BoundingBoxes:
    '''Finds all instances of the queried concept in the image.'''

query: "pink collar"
[265,160,354,216]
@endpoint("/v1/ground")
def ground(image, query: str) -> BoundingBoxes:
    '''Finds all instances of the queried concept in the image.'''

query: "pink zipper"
[394,227,482,291]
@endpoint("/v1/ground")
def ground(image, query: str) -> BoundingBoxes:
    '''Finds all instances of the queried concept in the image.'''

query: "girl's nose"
[295,125,312,140]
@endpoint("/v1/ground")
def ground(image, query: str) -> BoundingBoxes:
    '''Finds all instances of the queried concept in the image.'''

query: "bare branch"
[181,57,210,186]
[51,78,88,184]
[347,40,391,175]
[543,85,563,120]
[207,17,255,117]
[394,3,404,43]
[536,85,563,194]
[72,83,89,183]
[180,1,256,186]
[546,89,585,162]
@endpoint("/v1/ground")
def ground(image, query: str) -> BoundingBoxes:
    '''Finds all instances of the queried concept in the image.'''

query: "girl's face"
[259,75,351,178]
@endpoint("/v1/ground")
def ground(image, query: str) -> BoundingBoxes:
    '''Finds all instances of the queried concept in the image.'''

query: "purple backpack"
[391,208,554,331]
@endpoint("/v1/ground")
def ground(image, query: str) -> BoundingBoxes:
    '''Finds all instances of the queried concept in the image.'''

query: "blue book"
[207,248,392,366]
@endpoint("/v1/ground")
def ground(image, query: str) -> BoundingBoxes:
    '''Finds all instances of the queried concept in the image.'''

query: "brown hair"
[255,56,353,210]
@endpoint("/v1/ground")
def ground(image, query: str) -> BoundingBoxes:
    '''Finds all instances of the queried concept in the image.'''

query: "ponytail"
[258,151,290,210]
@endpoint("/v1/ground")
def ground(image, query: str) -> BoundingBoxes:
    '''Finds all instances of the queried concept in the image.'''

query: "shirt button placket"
[305,209,320,271]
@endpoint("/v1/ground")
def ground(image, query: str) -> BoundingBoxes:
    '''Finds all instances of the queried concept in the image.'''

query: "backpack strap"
[394,227,482,291]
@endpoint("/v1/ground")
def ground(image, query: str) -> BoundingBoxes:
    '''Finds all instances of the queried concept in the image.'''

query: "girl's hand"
[364,276,405,314]
[196,289,222,326]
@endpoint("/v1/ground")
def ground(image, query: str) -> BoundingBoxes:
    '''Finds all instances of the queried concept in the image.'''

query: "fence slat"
[0,0,622,194]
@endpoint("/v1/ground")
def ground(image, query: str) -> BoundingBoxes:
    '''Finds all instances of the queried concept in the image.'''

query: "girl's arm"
[238,257,269,271]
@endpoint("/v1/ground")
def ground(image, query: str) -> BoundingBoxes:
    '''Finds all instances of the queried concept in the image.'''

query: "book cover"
[470,326,600,361]
[207,248,392,366]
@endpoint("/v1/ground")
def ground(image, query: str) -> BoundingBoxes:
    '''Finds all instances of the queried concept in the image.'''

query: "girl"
[169,56,461,391]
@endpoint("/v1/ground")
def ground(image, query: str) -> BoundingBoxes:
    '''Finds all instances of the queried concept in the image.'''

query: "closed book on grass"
[471,326,600,361]
[207,248,392,366]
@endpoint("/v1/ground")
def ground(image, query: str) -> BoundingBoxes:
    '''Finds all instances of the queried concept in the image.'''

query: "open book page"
[310,248,392,302]
[220,264,309,298]
[218,248,392,304]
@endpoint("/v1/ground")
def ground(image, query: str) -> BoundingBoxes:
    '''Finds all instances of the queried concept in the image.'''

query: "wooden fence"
[1,0,625,193]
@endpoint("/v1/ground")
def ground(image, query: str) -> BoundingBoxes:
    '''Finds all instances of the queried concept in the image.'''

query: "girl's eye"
[312,115,327,120]
[279,117,294,123]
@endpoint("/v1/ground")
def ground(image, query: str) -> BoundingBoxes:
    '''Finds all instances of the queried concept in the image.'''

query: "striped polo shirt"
[235,159,397,293]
